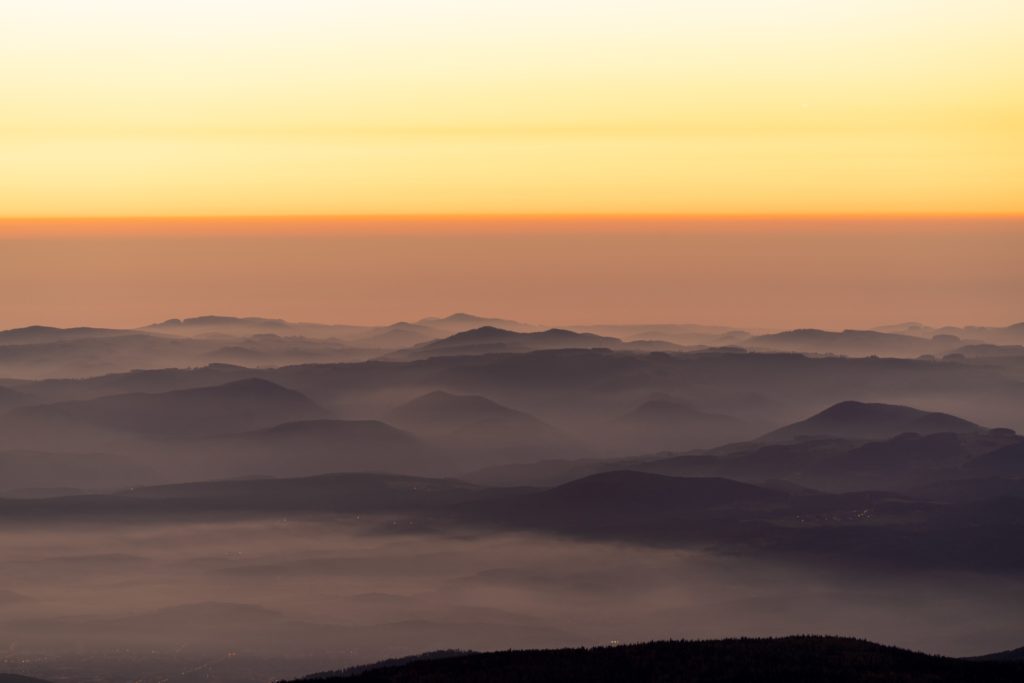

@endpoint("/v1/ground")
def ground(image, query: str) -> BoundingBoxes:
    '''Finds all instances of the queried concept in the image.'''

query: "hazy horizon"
[1,216,1021,331]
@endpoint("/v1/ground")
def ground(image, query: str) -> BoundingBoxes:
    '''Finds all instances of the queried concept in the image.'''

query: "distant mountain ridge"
[191,418,431,478]
[0,326,134,346]
[388,390,581,466]
[762,400,983,442]
[4,316,1024,380]
[8,378,327,438]
[416,313,540,333]
[749,328,958,357]
[389,390,546,433]
[388,326,682,360]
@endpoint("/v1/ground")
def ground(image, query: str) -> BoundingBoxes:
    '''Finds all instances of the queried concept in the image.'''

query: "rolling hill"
[762,400,982,442]
[388,390,580,466]
[387,327,681,360]
[295,636,1024,683]
[189,419,432,477]
[7,378,327,438]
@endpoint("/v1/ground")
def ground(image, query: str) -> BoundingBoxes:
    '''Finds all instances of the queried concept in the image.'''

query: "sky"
[2,219,1021,330]
[1,2,1021,329]
[2,0,1023,216]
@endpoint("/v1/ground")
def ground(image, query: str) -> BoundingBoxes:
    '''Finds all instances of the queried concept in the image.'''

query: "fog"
[1,308,1023,681]
[2,516,1022,681]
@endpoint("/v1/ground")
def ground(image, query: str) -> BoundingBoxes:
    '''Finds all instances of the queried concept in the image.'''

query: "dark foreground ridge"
[0,675,53,683]
[293,636,1024,683]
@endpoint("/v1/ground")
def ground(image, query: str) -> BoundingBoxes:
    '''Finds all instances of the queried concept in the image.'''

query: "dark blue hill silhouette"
[194,419,431,477]
[389,390,538,432]
[408,326,620,356]
[974,645,1024,661]
[609,396,748,450]
[8,378,326,437]
[148,315,292,330]
[0,675,54,683]
[0,384,28,409]
[763,401,981,441]
[749,328,945,356]
[463,471,788,535]
[0,325,132,345]
[387,390,579,465]
[539,470,782,511]
[387,326,679,359]
[416,313,537,333]
[968,441,1024,475]
[293,636,1024,683]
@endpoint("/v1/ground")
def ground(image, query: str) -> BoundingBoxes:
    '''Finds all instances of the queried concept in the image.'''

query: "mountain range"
[5,314,1022,381]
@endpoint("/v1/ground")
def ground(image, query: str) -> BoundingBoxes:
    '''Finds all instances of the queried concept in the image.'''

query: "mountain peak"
[764,400,981,442]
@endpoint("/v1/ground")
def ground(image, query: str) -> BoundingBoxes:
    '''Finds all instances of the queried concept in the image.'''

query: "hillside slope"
[297,636,1024,683]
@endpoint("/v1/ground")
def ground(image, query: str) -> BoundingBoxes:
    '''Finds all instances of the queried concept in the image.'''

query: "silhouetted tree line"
[296,636,1024,683]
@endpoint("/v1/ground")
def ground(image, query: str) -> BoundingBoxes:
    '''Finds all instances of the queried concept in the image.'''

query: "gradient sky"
[1,219,1021,330]
[2,0,1023,216]
[2,3,1021,329]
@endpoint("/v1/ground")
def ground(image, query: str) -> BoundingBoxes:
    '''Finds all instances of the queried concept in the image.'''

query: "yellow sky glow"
[2,0,1023,217]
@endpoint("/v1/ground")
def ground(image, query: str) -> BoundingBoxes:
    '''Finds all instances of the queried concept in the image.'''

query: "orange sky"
[2,4,1021,328]
[1,218,1021,330]
[2,1,1023,217]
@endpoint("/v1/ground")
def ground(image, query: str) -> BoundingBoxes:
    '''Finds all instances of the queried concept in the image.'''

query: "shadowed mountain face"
[761,400,982,442]
[875,322,1024,346]
[145,315,365,339]
[606,396,749,451]
[570,323,750,347]
[6,378,327,439]
[468,399,1021,492]
[188,419,433,478]
[748,328,953,357]
[388,391,534,435]
[0,329,377,380]
[970,441,1024,476]
[389,327,622,360]
[976,646,1024,662]
[415,314,541,334]
[0,472,513,523]
[0,326,133,346]
[636,429,1023,493]
[387,391,582,467]
[0,385,28,410]
[11,344,1024,433]
[4,466,1024,574]
[349,323,439,350]
[486,471,786,527]
[0,675,54,683]
[386,327,683,361]
[296,636,1024,683]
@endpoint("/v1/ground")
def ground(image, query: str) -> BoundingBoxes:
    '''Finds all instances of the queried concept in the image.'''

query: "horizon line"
[3,213,1024,221]
[2,213,1021,236]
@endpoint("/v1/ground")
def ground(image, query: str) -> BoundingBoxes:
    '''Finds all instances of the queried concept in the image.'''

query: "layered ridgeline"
[2,345,1022,495]
[469,399,1021,492]
[1,315,1024,679]
[296,637,1024,683]
[2,434,1022,573]
[2,314,1023,380]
